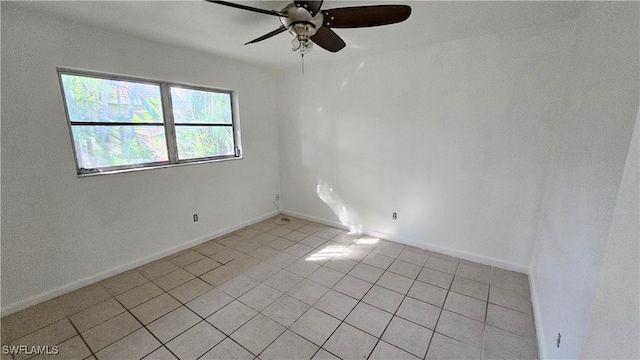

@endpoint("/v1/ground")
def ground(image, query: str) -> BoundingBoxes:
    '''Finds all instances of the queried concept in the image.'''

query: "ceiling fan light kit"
[207,0,411,61]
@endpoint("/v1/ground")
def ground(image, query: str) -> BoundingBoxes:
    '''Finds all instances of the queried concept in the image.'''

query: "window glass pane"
[61,74,163,123]
[176,126,234,160]
[170,87,232,124]
[71,125,168,169]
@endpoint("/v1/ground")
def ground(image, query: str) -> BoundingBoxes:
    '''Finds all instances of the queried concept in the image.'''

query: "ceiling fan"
[206,0,411,57]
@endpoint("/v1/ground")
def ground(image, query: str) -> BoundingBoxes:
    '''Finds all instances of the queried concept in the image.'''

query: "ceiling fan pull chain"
[301,54,305,74]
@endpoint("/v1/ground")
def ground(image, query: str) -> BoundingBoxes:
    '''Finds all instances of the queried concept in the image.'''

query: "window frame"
[57,67,242,176]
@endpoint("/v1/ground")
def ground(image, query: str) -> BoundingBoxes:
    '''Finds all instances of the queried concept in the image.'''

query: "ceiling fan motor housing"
[280,3,324,42]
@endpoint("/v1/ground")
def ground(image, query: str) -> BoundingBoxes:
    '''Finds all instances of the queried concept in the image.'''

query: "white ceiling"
[12,1,585,70]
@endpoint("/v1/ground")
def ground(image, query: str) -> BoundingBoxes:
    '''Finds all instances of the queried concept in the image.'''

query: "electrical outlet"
[557,333,561,348]
[392,212,397,220]
[193,214,198,222]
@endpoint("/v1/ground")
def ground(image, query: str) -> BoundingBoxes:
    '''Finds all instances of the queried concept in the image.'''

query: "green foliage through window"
[59,70,239,174]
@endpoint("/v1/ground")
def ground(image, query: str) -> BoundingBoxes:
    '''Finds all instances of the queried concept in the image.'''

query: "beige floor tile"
[425,257,459,274]
[69,298,125,332]
[147,306,200,343]
[376,272,414,294]
[489,285,533,315]
[290,308,341,346]
[435,310,484,346]
[283,243,315,258]
[251,232,278,245]
[1,300,67,343]
[483,325,538,359]
[396,250,428,266]
[168,278,213,303]
[372,243,405,258]
[183,257,221,276]
[443,292,487,322]
[323,257,358,273]
[268,238,296,251]
[490,270,531,296]
[417,268,454,290]
[101,270,148,296]
[142,346,177,360]
[287,279,329,305]
[30,335,91,360]
[209,248,243,264]
[269,227,293,237]
[311,349,340,360]
[332,275,373,300]
[206,300,257,335]
[407,280,448,307]
[396,297,441,329]
[486,304,536,339]
[95,328,160,360]
[130,293,181,325]
[238,284,283,311]
[115,282,164,309]
[236,228,262,239]
[348,263,385,283]
[169,250,205,267]
[263,270,304,293]
[282,230,311,241]
[153,269,196,291]
[382,316,433,358]
[307,267,344,288]
[313,290,358,320]
[455,263,492,284]
[285,259,320,277]
[218,274,260,298]
[200,338,253,360]
[230,314,285,355]
[185,288,233,318]
[324,323,378,360]
[246,245,280,260]
[361,252,395,270]
[56,284,112,316]
[138,260,180,281]
[260,330,319,360]
[262,295,310,327]
[426,333,482,360]
[264,252,298,268]
[299,235,328,248]
[345,302,393,337]
[370,340,420,360]
[313,228,345,240]
[192,241,226,256]
[82,311,141,352]
[200,265,242,287]
[387,259,422,279]
[362,285,405,314]
[243,262,281,282]
[225,255,261,273]
[166,321,224,360]
[10,318,77,360]
[451,276,490,301]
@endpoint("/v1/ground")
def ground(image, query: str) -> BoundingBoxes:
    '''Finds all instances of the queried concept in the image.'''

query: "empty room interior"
[1,1,638,359]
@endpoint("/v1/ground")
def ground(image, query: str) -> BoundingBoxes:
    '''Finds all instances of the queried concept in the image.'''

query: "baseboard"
[281,209,529,274]
[529,271,547,359]
[1,210,279,317]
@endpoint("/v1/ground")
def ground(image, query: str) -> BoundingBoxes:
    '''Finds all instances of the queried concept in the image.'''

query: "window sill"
[76,156,243,178]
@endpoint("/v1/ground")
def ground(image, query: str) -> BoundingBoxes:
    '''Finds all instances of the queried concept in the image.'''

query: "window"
[58,69,240,175]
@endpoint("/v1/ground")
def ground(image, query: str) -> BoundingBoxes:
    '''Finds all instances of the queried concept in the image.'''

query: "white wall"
[277,21,576,271]
[1,4,280,314]
[581,113,639,359]
[529,2,639,359]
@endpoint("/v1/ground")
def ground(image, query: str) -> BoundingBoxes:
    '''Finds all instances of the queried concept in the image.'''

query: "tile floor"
[1,216,538,360]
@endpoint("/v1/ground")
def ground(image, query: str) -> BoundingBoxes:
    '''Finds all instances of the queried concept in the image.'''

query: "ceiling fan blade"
[245,25,287,45]
[322,5,411,28]
[310,27,346,53]
[293,0,324,16]
[205,0,285,17]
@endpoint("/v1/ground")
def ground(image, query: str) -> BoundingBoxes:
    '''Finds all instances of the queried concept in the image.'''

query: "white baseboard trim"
[281,209,529,274]
[1,210,279,317]
[529,272,547,359]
